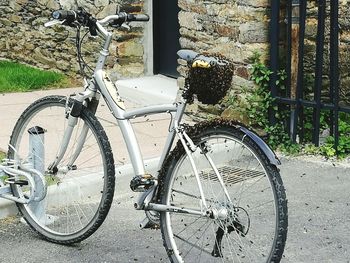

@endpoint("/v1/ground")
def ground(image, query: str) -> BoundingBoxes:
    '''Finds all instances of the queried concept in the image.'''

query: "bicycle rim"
[161,131,285,262]
[9,96,115,243]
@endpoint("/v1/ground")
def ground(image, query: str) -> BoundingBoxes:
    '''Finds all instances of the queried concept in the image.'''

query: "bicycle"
[0,8,288,263]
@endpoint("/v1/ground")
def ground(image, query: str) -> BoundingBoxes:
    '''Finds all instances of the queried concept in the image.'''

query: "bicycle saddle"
[177,49,227,68]
[177,49,199,62]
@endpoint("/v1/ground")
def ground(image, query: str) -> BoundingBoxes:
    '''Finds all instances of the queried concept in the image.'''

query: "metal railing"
[269,0,346,150]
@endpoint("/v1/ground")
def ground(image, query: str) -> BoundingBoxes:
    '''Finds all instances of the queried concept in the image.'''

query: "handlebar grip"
[52,10,76,22]
[127,14,150,22]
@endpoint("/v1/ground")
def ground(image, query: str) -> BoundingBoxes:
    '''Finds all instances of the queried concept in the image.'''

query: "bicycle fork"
[48,89,96,173]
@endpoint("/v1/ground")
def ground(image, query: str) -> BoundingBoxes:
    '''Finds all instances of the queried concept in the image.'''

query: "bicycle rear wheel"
[159,123,287,262]
[8,95,115,244]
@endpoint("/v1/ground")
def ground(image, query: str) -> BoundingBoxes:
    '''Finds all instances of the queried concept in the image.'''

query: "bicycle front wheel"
[159,123,287,262]
[8,95,115,244]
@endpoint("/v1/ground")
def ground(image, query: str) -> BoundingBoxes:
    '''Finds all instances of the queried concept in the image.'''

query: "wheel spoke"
[8,96,115,244]
[160,128,287,262]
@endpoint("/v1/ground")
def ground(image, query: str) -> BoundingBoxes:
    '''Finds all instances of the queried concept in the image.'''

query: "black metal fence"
[269,0,350,149]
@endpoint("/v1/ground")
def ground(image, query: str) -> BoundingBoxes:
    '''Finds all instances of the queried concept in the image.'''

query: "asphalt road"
[0,157,349,263]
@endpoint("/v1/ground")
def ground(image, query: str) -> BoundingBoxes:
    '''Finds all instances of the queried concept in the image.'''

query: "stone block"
[231,75,255,91]
[94,0,109,7]
[221,107,250,125]
[340,32,350,43]
[97,3,117,19]
[56,60,70,71]
[0,18,13,26]
[208,3,237,19]
[118,41,144,57]
[213,24,239,39]
[37,0,47,6]
[9,1,21,11]
[177,58,187,66]
[33,47,57,67]
[177,65,188,77]
[0,41,6,50]
[178,0,206,14]
[305,19,318,40]
[59,0,77,10]
[177,77,186,90]
[119,3,142,13]
[237,0,269,8]
[76,0,98,14]
[46,0,60,10]
[111,62,144,78]
[9,14,21,23]
[178,11,203,31]
[239,22,268,44]
[180,27,214,43]
[15,0,29,4]
[179,37,210,51]
[235,66,250,80]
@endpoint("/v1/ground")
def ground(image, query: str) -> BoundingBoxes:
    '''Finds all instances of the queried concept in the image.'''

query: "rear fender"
[239,126,281,166]
[180,119,281,166]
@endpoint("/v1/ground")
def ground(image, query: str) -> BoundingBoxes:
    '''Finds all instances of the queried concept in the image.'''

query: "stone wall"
[0,0,147,79]
[177,0,270,95]
[177,0,350,108]
[1,0,271,89]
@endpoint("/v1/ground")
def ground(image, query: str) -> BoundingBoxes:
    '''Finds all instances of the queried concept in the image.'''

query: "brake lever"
[121,22,131,30]
[44,19,66,27]
[89,23,98,36]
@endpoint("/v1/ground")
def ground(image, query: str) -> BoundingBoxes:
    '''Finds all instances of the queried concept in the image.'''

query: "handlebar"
[50,8,149,37]
[47,8,150,76]
[126,13,150,22]
[52,10,76,21]
[51,9,98,35]
[51,9,149,30]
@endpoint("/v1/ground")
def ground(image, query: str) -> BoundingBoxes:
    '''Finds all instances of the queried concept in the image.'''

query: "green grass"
[0,60,67,93]
[0,151,5,161]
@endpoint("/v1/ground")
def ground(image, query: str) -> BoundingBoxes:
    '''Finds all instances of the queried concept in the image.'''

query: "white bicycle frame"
[65,15,227,215]
[0,14,230,218]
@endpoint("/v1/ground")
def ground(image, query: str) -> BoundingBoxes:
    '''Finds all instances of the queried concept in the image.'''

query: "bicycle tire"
[159,121,288,263]
[8,95,115,244]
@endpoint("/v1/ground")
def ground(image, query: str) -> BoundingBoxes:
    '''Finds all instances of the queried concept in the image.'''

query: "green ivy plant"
[245,53,299,154]
[225,52,350,158]
[319,113,350,158]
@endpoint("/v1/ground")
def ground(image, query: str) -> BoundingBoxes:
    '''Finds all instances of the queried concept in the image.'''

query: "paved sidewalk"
[0,157,349,262]
[0,75,178,161]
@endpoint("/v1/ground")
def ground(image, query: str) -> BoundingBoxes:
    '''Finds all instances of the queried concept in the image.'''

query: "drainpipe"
[290,0,300,141]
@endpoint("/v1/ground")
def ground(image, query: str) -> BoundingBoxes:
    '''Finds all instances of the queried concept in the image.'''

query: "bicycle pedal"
[6,178,29,186]
[139,217,160,230]
[130,174,156,192]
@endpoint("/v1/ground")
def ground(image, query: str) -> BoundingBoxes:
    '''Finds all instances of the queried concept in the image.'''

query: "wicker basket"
[183,57,234,105]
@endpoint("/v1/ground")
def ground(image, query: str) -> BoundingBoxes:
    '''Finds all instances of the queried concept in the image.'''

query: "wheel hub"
[209,207,229,220]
